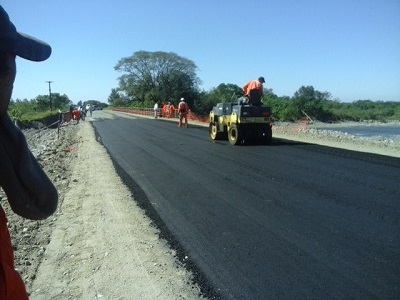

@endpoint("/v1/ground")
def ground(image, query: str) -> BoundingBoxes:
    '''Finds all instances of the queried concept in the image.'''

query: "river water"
[320,125,400,141]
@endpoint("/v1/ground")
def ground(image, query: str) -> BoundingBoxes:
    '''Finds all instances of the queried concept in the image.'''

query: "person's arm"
[243,81,250,95]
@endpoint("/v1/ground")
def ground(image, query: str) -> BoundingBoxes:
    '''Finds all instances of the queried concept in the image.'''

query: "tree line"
[110,51,400,122]
[8,94,106,122]
[263,87,400,122]
[7,50,400,123]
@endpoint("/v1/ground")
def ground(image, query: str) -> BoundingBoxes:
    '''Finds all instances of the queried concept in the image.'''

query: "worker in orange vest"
[72,109,80,122]
[178,98,189,128]
[169,103,175,118]
[241,76,265,105]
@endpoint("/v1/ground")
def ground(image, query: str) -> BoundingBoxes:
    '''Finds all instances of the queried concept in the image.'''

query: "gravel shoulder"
[0,113,398,299]
[1,118,204,300]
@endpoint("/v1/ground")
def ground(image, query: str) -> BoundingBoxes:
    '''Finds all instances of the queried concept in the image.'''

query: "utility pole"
[46,81,53,111]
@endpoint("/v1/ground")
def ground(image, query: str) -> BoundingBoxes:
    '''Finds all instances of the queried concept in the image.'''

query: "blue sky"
[3,0,400,103]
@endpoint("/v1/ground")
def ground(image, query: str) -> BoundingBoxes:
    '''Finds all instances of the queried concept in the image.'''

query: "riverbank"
[272,121,400,158]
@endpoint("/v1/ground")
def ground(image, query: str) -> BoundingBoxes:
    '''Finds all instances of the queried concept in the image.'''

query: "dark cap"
[0,5,51,61]
[258,76,265,83]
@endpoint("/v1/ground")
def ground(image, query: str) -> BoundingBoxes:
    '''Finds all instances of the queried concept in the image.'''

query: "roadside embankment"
[272,121,400,158]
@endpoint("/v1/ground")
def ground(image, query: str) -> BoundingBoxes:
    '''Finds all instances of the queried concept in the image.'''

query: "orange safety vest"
[243,80,263,96]
[178,102,188,114]
[72,109,80,120]
[169,105,175,117]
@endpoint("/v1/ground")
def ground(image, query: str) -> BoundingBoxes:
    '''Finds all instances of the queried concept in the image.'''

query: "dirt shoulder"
[30,120,205,300]
[1,119,205,300]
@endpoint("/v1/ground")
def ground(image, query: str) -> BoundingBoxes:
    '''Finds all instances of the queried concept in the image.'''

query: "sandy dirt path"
[30,120,204,300]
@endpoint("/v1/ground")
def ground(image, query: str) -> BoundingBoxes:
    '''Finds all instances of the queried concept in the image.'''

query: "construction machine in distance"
[208,90,273,145]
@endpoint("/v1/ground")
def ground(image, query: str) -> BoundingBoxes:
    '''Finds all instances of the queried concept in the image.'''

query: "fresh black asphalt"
[91,111,400,299]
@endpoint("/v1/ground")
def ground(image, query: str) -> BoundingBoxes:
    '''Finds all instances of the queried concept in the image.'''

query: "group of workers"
[154,97,190,128]
[153,101,174,118]
[153,76,266,128]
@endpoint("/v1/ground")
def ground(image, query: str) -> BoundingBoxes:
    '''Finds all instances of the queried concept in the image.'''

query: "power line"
[46,81,53,111]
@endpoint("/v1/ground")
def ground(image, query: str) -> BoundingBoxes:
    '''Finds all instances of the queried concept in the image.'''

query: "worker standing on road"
[166,102,171,118]
[178,98,189,128]
[161,102,167,117]
[241,76,265,105]
[72,108,80,123]
[170,103,175,118]
[0,5,58,299]
[154,101,159,118]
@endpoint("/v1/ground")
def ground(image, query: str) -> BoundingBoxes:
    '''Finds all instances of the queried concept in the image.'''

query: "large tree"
[290,85,332,121]
[209,83,243,103]
[108,88,126,106]
[114,51,201,107]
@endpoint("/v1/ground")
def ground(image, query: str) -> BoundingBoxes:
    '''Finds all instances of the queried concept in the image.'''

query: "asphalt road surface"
[91,111,399,299]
